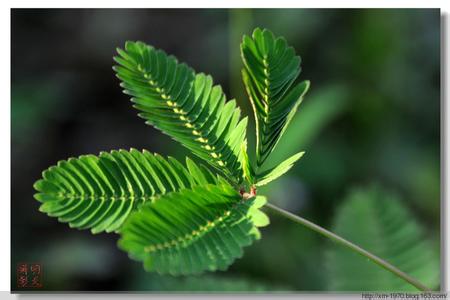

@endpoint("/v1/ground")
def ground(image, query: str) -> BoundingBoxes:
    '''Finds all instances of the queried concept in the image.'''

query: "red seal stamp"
[16,263,42,288]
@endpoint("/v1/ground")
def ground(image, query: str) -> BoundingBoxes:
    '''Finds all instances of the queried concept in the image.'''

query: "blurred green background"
[11,9,440,292]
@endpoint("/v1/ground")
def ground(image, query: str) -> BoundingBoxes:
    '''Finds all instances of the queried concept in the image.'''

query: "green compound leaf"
[241,28,310,169]
[255,151,305,187]
[33,149,217,234]
[114,41,248,184]
[118,183,268,275]
[327,186,440,291]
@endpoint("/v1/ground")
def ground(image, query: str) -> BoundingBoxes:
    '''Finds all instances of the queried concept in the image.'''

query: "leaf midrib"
[59,192,157,203]
[143,200,247,253]
[134,65,235,180]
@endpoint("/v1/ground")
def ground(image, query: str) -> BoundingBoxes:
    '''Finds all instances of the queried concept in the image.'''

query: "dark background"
[11,9,440,291]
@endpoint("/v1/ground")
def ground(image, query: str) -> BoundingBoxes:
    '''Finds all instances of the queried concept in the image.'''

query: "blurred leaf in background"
[129,271,288,292]
[11,81,67,144]
[267,85,349,164]
[326,186,440,291]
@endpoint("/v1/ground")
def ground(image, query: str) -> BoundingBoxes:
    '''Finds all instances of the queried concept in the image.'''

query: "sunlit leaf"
[118,183,268,275]
[114,41,248,183]
[34,149,217,234]
[256,151,305,186]
[241,28,309,169]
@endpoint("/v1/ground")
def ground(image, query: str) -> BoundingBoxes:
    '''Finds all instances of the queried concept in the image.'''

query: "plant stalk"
[265,203,431,292]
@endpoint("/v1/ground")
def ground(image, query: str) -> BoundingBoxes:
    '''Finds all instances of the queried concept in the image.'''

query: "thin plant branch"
[265,202,431,292]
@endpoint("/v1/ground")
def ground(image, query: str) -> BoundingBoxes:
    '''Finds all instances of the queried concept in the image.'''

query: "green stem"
[265,203,431,292]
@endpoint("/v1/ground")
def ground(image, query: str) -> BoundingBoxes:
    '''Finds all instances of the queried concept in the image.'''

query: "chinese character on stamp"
[16,263,42,289]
